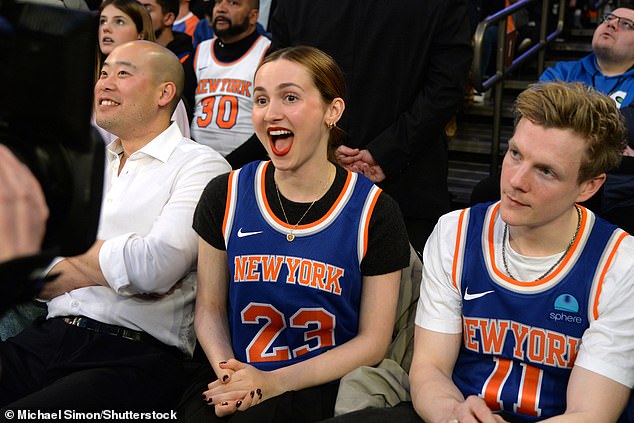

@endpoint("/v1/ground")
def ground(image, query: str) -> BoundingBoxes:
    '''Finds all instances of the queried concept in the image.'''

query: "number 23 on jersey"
[241,303,336,362]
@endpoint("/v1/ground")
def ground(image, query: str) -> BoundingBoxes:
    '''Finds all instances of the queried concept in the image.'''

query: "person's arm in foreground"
[544,234,634,422]
[0,144,55,308]
[410,326,507,423]
[540,366,630,422]
[194,238,237,401]
[411,333,630,422]
[409,208,506,423]
[0,145,48,263]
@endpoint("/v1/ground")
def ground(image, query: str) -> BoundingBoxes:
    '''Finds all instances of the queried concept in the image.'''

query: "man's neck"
[214,29,259,62]
[156,28,175,48]
[506,206,580,257]
[597,57,634,77]
[176,7,190,21]
[217,26,256,46]
[117,120,171,157]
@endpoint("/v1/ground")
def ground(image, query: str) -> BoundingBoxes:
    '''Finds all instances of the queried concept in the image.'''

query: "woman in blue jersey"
[181,46,410,422]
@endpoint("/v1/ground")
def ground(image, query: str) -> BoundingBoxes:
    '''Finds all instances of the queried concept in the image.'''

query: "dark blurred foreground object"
[0,0,104,312]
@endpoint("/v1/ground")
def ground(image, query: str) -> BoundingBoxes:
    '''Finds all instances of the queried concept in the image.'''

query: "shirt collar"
[106,122,183,164]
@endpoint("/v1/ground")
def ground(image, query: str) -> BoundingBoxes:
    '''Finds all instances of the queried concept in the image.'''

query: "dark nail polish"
[201,394,206,401]
[219,361,227,365]
[236,401,242,408]
[207,397,213,404]
[221,401,228,406]
[256,388,262,399]
[222,375,229,382]
[250,391,254,398]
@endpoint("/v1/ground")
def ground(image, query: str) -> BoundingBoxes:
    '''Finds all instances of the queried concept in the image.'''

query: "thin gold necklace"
[274,166,334,242]
[502,205,582,281]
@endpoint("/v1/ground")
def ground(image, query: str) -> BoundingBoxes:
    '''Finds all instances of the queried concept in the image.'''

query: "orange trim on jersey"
[534,205,587,283]
[451,208,468,290]
[261,164,356,231]
[505,0,516,32]
[488,203,588,287]
[179,53,190,64]
[221,170,237,236]
[361,188,382,258]
[259,161,278,222]
[211,35,269,67]
[183,17,199,37]
[592,231,628,320]
[488,204,503,279]
[296,169,354,229]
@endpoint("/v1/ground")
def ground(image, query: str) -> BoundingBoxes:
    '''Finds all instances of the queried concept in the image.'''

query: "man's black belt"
[62,316,157,344]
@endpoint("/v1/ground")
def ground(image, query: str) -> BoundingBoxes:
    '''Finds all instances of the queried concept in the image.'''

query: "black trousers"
[0,317,190,411]
[321,402,423,423]
[178,361,339,423]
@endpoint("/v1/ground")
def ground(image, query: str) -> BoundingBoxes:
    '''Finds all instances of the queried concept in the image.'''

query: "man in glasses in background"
[540,5,634,237]
[540,6,634,108]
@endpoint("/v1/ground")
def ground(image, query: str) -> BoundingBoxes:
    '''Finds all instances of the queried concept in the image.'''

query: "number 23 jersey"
[223,161,381,371]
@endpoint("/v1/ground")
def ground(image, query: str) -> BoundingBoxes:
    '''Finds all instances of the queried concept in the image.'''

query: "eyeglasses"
[600,13,634,31]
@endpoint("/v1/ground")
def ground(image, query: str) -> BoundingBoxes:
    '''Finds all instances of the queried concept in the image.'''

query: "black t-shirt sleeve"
[361,191,410,276]
[225,134,268,169]
[193,169,410,274]
[193,172,230,250]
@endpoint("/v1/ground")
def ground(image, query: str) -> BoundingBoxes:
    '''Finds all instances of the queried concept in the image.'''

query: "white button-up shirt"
[47,123,230,355]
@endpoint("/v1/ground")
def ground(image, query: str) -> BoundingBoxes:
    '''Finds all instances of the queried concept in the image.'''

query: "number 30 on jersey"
[196,95,239,129]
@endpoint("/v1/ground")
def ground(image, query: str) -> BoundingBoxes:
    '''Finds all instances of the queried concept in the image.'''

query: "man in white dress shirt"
[0,41,230,411]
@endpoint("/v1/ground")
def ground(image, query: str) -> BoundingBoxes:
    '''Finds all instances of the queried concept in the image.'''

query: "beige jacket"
[335,244,422,415]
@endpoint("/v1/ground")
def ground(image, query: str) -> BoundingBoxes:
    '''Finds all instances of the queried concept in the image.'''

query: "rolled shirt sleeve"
[97,141,229,295]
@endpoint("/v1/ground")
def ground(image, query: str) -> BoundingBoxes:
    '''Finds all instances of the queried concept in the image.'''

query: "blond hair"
[514,81,625,182]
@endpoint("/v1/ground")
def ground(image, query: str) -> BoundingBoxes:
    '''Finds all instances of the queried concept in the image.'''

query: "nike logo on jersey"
[463,287,494,301]
[237,228,263,238]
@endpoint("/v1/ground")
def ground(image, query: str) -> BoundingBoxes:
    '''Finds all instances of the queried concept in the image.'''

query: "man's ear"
[576,173,606,203]
[249,9,259,26]
[164,12,176,27]
[158,82,177,107]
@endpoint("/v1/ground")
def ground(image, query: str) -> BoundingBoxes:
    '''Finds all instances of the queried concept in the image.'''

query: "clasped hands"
[335,146,386,183]
[202,359,283,417]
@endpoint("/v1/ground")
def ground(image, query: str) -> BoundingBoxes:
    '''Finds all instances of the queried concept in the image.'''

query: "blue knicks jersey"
[452,202,623,421]
[223,161,381,371]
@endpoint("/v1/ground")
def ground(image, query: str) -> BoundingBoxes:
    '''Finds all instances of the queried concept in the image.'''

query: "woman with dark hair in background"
[94,0,191,142]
